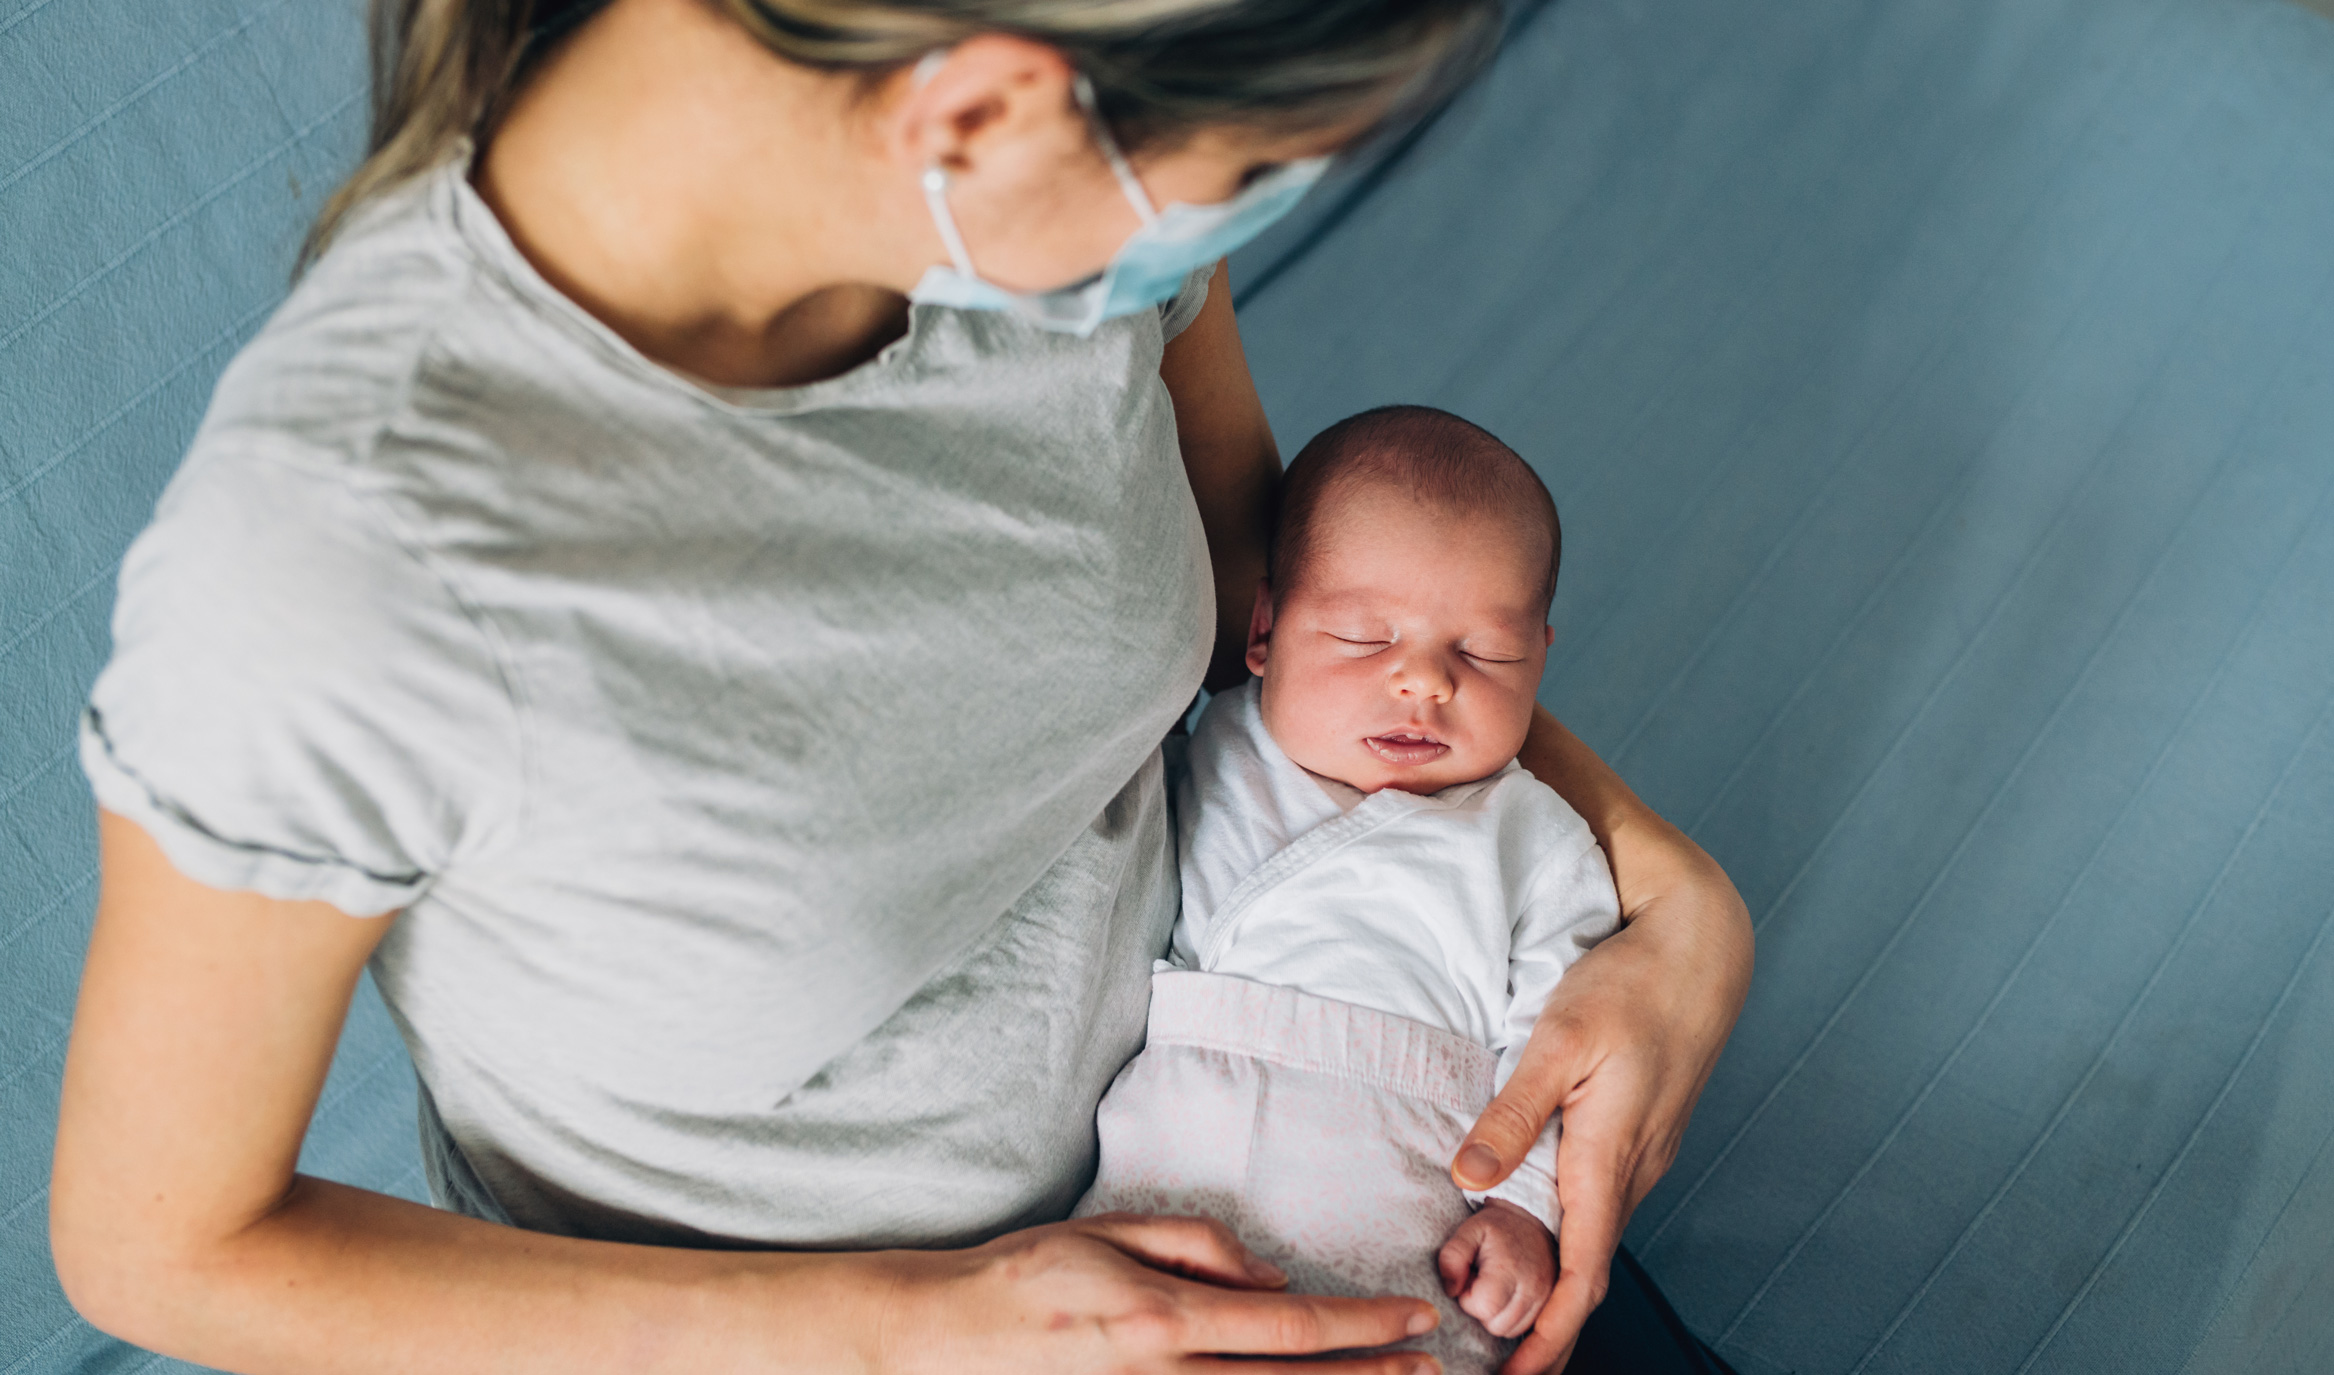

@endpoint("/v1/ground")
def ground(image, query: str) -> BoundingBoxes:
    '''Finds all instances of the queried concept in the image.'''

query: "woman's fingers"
[1497,1101,1635,1375]
[1524,1171,1623,1373]
[1502,1322,1575,1375]
[1066,1214,1437,1360]
[1087,1215,1440,1356]
[1194,1355,1440,1375]
[1181,1281,1439,1357]
[1077,1212,1287,1289]
[1462,1003,1653,1373]
[889,1220,1439,1374]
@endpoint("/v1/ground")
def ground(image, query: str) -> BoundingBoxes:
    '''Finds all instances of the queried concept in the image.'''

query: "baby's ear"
[1244,582,1275,676]
[1542,624,1554,648]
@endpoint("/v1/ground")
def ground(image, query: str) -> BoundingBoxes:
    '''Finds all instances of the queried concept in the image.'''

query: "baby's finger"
[1436,1226,1479,1298]
[1077,1212,1286,1289]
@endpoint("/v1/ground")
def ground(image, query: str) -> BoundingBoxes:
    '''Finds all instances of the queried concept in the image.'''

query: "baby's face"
[1248,485,1553,795]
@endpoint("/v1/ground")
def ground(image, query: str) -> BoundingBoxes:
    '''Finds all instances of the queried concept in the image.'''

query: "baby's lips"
[1364,733,1452,765]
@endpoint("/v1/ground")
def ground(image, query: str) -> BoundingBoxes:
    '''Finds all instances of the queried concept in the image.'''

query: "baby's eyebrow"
[1462,615,1545,637]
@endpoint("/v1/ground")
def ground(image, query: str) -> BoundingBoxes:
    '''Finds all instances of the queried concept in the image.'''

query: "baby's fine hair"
[1270,405,1561,612]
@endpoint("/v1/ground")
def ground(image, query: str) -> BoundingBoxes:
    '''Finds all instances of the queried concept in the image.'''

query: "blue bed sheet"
[5,0,2332,1370]
[1232,2,2334,1372]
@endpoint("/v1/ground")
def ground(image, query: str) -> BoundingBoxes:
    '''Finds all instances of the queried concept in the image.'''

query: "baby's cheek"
[1261,667,1366,776]
[1486,691,1540,762]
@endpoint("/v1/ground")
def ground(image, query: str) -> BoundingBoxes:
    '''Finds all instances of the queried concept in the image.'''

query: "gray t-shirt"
[79,158,1215,1247]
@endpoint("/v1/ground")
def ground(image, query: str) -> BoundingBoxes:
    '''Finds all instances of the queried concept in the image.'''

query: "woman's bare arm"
[52,812,1437,1375]
[1160,262,1282,691]
[51,812,886,1372]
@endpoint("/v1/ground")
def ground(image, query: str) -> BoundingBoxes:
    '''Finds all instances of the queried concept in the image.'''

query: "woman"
[50,0,1752,1370]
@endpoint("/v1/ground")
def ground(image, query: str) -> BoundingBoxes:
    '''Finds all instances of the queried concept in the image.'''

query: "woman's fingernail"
[1456,1143,1502,1186]
[1407,1306,1440,1336]
[1247,1257,1286,1285]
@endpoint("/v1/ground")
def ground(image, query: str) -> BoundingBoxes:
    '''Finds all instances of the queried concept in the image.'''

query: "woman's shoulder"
[204,165,484,469]
[137,203,498,683]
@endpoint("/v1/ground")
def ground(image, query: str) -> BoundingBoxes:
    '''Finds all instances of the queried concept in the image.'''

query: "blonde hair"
[302,0,1499,267]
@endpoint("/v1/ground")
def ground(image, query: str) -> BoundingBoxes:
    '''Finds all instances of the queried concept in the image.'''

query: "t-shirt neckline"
[437,149,931,418]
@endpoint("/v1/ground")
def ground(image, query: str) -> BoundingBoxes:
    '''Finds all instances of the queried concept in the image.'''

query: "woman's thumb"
[1457,1019,1590,1191]
[1453,1090,1551,1189]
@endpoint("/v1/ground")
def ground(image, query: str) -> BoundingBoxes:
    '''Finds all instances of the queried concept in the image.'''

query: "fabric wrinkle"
[1099,679,1619,1335]
[79,153,1217,1249]
[1081,970,1513,1373]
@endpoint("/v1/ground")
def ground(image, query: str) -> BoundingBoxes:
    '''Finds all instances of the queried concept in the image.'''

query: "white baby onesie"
[1166,679,1624,1222]
[1077,682,1623,1371]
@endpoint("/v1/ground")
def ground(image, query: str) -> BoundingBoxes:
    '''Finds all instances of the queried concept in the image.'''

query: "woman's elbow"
[49,1177,205,1351]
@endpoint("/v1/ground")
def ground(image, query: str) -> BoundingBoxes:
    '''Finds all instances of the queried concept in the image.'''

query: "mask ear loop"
[913,51,981,277]
[1072,74,1158,223]
[913,56,1153,281]
[919,166,979,277]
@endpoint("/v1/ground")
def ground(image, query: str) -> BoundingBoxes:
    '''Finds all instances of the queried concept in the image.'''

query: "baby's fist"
[1436,1198,1555,1338]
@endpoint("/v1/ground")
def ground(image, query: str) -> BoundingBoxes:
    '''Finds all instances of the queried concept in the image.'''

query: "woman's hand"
[1456,708,1754,1375]
[877,1213,1440,1375]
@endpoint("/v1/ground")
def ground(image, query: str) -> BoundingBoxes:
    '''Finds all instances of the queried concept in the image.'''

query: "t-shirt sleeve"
[81,443,523,917]
[1157,263,1218,343]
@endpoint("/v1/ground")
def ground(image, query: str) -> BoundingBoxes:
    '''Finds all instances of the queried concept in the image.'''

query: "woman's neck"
[474,0,919,388]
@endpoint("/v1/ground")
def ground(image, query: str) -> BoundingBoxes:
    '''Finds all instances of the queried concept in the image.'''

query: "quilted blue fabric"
[5,0,2331,1372]
[1,4,419,1374]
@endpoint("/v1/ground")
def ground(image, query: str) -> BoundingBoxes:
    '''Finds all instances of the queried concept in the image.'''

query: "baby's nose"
[1390,653,1457,701]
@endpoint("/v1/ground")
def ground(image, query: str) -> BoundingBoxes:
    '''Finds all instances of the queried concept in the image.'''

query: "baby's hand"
[1436,1198,1555,1338]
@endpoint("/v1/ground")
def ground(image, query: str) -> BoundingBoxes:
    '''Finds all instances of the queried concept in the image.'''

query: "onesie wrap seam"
[1144,970,1497,1117]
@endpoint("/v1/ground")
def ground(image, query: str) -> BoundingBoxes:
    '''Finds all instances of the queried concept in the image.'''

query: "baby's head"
[1247,405,1560,796]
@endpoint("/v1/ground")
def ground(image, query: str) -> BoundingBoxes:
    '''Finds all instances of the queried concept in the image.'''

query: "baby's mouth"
[1364,732,1450,766]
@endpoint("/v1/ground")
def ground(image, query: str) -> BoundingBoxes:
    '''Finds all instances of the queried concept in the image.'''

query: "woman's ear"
[1245,581,1275,676]
[890,35,1078,177]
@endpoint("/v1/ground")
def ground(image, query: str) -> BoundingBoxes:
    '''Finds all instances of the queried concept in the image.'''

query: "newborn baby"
[1076,406,1621,1373]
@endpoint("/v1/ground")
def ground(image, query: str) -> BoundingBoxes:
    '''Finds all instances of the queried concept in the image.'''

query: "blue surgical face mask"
[908,66,1330,337]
